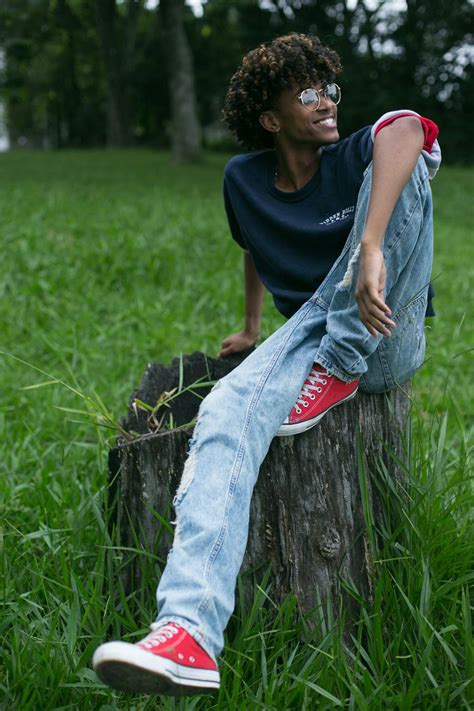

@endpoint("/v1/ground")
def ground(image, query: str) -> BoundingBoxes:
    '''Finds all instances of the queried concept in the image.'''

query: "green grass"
[0,150,472,710]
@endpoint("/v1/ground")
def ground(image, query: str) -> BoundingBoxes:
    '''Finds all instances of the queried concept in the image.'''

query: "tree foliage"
[0,0,472,161]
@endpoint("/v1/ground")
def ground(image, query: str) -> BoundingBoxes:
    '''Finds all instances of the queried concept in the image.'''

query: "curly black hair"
[222,33,342,151]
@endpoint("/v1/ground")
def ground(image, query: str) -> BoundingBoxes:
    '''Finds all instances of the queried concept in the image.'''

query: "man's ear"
[259,110,280,135]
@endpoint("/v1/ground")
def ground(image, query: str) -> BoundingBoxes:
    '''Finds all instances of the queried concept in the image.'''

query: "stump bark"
[109,351,411,630]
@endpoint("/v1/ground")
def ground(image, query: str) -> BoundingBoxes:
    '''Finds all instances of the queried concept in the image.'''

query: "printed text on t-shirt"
[320,206,355,225]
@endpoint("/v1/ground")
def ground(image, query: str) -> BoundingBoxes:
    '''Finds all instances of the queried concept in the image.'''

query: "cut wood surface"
[109,351,411,631]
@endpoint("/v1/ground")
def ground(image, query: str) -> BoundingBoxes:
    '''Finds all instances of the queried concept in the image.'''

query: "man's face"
[273,83,340,146]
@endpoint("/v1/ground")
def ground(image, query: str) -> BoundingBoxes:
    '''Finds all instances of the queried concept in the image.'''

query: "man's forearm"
[355,117,425,336]
[243,251,265,337]
[362,117,425,250]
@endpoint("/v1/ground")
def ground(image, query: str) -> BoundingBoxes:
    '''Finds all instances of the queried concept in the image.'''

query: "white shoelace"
[140,622,180,649]
[295,367,331,413]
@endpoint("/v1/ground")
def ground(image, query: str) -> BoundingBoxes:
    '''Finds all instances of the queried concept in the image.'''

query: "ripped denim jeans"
[155,156,434,661]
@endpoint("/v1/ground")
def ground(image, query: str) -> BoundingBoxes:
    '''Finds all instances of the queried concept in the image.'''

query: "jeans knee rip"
[338,243,360,289]
[173,446,197,508]
[170,445,198,549]
[170,405,204,541]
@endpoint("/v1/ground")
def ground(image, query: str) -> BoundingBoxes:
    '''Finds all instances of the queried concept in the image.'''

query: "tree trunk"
[95,0,139,146]
[109,352,411,636]
[159,0,202,162]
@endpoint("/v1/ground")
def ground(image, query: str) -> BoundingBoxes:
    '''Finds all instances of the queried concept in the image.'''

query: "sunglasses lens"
[325,83,341,104]
[300,88,319,108]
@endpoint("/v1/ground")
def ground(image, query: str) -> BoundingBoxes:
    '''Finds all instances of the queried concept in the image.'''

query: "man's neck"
[274,145,322,192]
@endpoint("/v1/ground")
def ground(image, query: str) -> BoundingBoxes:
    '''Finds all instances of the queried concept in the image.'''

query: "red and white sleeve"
[370,110,441,178]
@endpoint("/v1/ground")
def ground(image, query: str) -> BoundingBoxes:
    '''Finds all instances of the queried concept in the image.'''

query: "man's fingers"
[361,315,386,337]
[367,305,396,328]
[364,310,394,336]
[366,287,391,315]
[364,320,378,337]
[358,291,396,330]
[359,302,395,337]
[369,318,391,336]
[357,289,384,313]
[364,300,389,320]
[218,346,233,358]
[357,285,389,312]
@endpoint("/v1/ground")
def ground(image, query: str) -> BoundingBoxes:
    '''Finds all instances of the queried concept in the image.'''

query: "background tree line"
[0,0,472,162]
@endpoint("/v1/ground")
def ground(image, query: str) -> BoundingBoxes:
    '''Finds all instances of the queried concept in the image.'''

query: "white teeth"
[318,118,336,127]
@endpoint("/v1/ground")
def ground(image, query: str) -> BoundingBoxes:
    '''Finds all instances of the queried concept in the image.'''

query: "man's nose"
[318,93,333,109]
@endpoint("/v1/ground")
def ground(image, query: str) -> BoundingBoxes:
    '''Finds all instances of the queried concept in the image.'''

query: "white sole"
[276,387,359,437]
[92,641,220,696]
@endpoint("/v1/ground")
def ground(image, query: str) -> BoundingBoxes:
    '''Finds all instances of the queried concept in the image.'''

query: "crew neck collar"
[266,149,324,202]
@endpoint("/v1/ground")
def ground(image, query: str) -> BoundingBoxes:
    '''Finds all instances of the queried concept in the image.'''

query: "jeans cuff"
[315,351,362,383]
[154,615,218,663]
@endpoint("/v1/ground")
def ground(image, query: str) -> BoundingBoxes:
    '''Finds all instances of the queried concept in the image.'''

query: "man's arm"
[242,251,265,339]
[355,116,425,337]
[218,251,265,358]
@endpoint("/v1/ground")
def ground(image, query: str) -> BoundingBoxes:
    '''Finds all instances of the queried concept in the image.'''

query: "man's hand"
[355,244,396,337]
[218,329,259,358]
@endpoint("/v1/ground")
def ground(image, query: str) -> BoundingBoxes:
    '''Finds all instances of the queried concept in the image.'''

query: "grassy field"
[0,150,472,710]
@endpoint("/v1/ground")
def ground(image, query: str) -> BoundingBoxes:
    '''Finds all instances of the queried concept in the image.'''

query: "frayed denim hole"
[170,446,198,550]
[167,398,207,556]
[337,243,361,290]
[171,400,204,512]
[183,392,208,457]
[173,438,198,509]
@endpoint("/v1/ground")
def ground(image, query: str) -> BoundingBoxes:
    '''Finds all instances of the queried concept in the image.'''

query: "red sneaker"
[92,622,220,696]
[277,363,359,436]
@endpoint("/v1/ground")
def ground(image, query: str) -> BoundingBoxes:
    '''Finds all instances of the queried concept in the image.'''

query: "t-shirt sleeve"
[344,125,374,167]
[370,110,441,179]
[332,126,374,187]
[223,177,247,250]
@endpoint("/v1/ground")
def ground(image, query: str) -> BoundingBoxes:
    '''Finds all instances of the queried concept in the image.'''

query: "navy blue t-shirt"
[224,126,434,318]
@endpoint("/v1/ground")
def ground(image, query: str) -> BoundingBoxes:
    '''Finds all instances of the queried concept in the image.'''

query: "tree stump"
[108,351,411,631]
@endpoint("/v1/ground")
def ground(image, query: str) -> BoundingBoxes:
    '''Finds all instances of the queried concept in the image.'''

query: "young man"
[93,33,440,696]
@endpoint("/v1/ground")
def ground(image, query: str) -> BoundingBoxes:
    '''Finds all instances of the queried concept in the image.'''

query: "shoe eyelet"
[309,394,316,400]
[321,379,327,385]
[296,407,301,414]
[303,401,309,408]
[316,387,322,393]
[178,653,184,660]
[189,656,195,663]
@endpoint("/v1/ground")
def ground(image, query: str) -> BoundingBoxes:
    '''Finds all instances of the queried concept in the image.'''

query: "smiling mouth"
[314,116,337,128]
